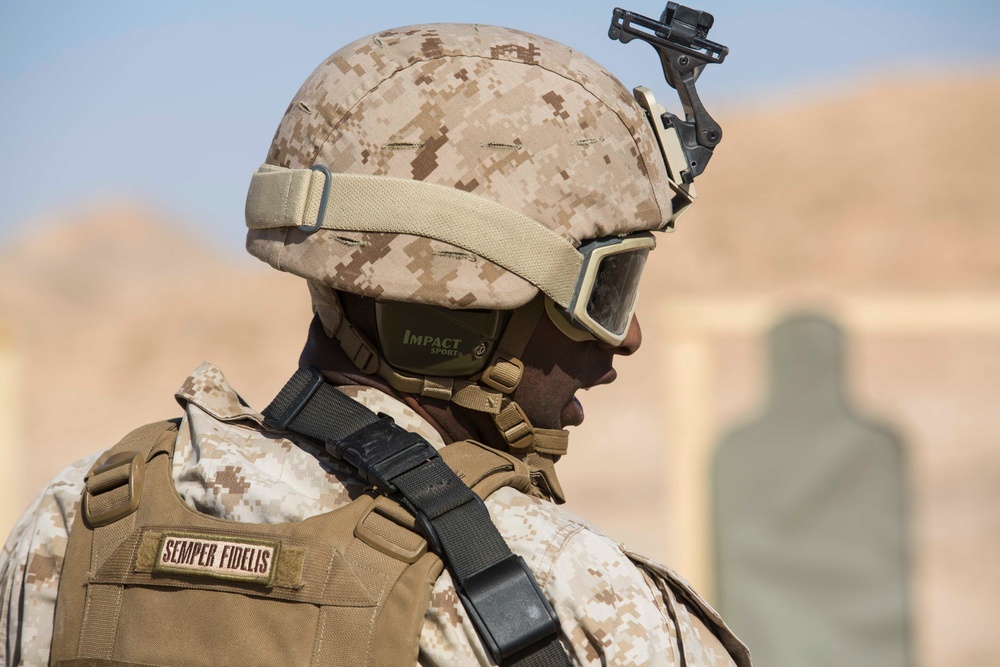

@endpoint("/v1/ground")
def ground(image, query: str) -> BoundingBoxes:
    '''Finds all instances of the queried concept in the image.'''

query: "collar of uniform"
[174,362,446,448]
[174,362,266,425]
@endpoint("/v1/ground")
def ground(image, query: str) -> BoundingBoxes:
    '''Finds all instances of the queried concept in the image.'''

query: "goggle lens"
[586,248,649,336]
[543,232,656,346]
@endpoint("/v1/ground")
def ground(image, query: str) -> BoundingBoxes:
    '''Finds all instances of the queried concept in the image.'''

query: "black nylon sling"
[263,366,573,667]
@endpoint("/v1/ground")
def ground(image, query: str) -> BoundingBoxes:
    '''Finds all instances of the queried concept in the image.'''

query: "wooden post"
[662,332,716,597]
[0,324,22,540]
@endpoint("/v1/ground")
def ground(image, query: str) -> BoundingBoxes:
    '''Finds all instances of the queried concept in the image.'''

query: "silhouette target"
[713,314,910,666]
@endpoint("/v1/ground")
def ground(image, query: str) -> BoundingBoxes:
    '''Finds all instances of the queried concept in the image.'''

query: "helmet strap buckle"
[493,401,535,453]
[336,320,380,375]
[480,355,524,394]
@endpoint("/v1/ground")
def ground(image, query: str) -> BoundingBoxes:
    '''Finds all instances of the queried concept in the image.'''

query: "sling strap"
[263,367,573,667]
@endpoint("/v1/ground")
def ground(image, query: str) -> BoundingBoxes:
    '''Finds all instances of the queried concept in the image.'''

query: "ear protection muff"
[374,301,507,377]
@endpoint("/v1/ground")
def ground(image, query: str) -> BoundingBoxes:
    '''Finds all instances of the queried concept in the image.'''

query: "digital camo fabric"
[1,362,746,666]
[0,453,96,667]
[247,24,673,310]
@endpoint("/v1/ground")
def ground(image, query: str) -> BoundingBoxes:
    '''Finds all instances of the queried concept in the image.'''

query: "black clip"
[457,555,561,663]
[610,3,729,180]
[326,415,440,494]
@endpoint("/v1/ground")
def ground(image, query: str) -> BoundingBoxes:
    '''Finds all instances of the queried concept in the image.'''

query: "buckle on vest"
[355,500,429,564]
[456,554,560,663]
[83,450,146,527]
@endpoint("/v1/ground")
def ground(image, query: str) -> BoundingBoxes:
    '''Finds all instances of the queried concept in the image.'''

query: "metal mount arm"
[609,3,729,180]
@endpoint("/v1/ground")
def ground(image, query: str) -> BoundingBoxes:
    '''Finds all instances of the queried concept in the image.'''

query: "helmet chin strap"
[308,282,569,502]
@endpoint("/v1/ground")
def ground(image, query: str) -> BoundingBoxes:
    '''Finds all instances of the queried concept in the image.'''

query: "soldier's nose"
[601,315,641,356]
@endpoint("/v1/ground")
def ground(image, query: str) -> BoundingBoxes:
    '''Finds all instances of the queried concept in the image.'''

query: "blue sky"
[1,0,998,250]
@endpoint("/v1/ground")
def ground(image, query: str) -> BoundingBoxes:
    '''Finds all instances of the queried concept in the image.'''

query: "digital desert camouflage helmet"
[245,5,728,455]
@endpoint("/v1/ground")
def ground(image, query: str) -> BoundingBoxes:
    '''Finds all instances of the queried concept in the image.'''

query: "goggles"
[545,232,655,346]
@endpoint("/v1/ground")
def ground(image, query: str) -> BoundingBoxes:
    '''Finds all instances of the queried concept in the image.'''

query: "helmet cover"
[247,23,673,309]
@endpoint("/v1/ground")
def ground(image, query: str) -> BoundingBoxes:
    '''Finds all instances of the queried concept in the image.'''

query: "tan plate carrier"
[51,420,536,667]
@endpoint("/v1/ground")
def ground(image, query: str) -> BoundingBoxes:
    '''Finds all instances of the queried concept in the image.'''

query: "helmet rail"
[609,3,730,182]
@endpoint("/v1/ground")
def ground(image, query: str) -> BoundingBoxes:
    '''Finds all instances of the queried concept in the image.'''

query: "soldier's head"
[245,24,675,467]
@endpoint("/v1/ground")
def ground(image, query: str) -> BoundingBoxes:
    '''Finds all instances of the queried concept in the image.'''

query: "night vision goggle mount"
[610,3,729,191]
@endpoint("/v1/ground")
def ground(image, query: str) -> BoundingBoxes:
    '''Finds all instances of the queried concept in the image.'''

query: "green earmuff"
[374,301,507,377]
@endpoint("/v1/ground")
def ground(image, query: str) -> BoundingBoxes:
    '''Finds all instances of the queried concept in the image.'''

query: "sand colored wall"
[651,296,1000,665]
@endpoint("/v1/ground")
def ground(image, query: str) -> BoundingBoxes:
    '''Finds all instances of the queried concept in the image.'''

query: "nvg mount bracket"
[610,3,729,182]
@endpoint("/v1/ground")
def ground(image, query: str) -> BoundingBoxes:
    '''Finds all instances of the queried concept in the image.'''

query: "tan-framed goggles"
[545,232,655,347]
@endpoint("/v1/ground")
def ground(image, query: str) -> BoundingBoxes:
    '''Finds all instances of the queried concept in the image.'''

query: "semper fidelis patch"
[152,531,280,586]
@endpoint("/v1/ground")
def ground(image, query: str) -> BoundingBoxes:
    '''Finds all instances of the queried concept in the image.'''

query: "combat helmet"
[244,19,721,476]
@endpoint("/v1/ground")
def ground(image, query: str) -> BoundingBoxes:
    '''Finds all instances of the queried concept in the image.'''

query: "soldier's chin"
[562,397,584,427]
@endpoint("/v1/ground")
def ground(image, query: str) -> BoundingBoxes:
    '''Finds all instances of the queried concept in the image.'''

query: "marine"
[1,5,751,666]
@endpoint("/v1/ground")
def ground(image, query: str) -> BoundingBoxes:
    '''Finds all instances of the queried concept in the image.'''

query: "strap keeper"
[480,356,524,394]
[337,321,380,374]
[262,366,325,430]
[298,164,331,234]
[456,554,560,662]
[83,451,145,527]
[493,402,534,452]
[420,377,454,402]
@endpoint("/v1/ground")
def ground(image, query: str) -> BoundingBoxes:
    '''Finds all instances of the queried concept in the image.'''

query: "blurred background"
[1,1,998,664]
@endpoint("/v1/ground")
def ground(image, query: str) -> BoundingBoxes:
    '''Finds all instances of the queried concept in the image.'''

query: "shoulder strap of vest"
[439,439,533,498]
[81,419,180,528]
[263,367,572,667]
[53,419,181,664]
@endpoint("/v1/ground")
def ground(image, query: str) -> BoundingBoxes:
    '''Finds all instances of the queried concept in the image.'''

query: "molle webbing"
[264,367,573,666]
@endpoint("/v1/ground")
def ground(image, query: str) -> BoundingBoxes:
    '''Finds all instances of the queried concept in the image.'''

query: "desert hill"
[0,203,314,501]
[651,75,1000,294]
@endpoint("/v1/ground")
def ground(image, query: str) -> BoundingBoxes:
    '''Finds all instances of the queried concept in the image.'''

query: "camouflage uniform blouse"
[1,363,749,666]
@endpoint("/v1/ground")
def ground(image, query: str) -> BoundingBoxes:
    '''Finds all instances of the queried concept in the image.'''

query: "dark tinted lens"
[586,248,649,336]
